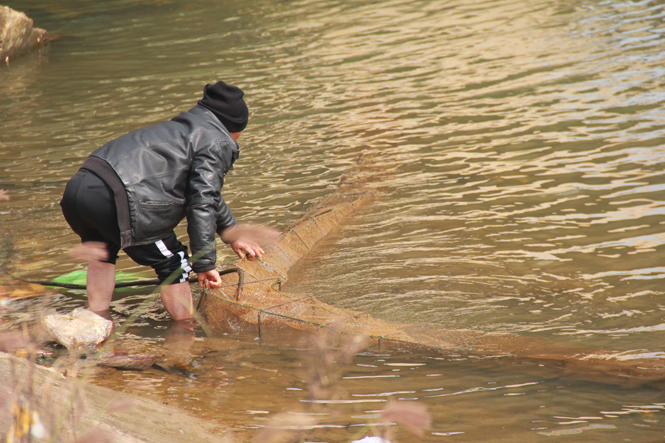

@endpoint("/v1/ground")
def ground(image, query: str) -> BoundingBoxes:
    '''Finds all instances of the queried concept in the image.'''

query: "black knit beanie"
[198,81,249,133]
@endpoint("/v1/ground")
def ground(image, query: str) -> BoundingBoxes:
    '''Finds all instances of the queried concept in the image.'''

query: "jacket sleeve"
[186,141,228,273]
[216,197,238,241]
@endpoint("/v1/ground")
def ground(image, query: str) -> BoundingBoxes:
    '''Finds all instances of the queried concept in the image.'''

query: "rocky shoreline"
[0,353,236,443]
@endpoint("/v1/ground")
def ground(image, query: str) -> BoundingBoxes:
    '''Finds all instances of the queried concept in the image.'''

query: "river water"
[1,0,664,441]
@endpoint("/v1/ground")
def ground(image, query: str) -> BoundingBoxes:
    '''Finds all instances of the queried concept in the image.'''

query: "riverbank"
[0,352,237,442]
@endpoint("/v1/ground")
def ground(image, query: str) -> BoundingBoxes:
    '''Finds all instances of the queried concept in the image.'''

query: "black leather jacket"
[81,105,239,273]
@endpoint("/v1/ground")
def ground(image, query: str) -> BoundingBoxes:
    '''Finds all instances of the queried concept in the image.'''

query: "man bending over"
[60,81,270,320]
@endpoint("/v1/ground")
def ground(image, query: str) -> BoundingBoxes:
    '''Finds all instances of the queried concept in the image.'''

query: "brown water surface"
[1,0,665,440]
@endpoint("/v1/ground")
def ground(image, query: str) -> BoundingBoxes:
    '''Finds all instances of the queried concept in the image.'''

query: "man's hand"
[68,241,109,262]
[231,239,264,260]
[197,269,222,288]
[221,223,279,260]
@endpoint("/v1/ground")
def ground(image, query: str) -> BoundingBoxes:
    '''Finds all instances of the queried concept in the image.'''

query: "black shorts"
[60,169,191,284]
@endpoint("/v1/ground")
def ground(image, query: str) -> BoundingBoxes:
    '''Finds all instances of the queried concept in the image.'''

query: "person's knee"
[160,281,193,320]
[154,254,191,284]
[125,237,191,284]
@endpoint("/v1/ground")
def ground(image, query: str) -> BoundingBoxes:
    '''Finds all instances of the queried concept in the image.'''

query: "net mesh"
[199,189,665,385]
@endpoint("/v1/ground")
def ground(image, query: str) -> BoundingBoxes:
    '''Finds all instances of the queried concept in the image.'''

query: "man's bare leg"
[161,282,193,320]
[163,318,196,368]
[87,260,116,313]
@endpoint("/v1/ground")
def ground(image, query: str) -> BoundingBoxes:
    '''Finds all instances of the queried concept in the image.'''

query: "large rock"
[0,6,48,62]
[0,353,236,443]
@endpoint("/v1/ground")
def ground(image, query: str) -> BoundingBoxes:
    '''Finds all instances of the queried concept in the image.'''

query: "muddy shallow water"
[1,0,665,440]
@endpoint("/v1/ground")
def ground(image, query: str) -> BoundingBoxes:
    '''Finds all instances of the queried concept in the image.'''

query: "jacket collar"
[187,105,241,150]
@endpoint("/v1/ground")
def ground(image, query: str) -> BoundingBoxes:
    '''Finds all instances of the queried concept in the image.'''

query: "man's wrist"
[218,223,239,244]
[193,264,216,273]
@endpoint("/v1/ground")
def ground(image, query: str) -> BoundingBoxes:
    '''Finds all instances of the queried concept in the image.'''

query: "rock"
[95,338,165,371]
[42,308,114,350]
[0,352,236,442]
[0,6,48,63]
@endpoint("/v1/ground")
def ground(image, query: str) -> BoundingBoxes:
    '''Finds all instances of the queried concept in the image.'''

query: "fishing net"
[201,190,599,356]
[199,189,665,386]
[201,192,375,337]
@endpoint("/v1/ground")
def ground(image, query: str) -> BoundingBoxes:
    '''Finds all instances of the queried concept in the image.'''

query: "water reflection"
[88,340,665,442]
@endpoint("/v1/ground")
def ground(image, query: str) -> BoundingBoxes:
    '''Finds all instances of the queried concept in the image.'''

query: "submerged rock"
[0,6,48,62]
[95,338,165,371]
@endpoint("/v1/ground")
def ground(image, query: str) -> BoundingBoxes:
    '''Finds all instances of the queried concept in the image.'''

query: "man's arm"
[220,223,279,260]
[186,141,227,274]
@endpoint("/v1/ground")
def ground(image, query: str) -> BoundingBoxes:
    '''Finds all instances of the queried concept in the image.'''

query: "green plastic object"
[50,270,153,291]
